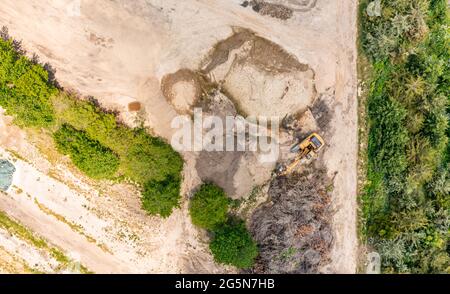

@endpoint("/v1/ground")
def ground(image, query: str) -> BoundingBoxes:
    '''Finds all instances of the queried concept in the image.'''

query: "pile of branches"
[248,167,333,273]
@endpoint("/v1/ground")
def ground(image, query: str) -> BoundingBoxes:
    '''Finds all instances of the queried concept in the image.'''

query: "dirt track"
[0,0,358,273]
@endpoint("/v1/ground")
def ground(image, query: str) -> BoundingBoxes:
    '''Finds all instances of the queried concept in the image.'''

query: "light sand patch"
[171,81,197,113]
[223,63,315,117]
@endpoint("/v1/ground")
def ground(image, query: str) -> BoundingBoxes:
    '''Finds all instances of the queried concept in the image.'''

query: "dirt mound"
[201,30,255,74]
[202,28,310,75]
[248,166,333,273]
[242,1,294,20]
[161,69,201,114]
[262,0,318,12]
[202,29,316,117]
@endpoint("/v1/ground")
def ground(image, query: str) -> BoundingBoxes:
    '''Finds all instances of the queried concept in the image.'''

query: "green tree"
[0,38,56,127]
[189,183,229,230]
[53,124,119,179]
[142,174,182,218]
[209,219,258,269]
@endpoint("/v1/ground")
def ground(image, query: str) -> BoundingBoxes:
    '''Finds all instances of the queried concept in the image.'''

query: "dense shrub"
[53,94,184,217]
[361,0,449,273]
[53,124,120,179]
[142,174,182,218]
[189,183,229,230]
[361,0,430,61]
[53,94,183,183]
[209,219,259,269]
[188,183,258,268]
[0,38,56,127]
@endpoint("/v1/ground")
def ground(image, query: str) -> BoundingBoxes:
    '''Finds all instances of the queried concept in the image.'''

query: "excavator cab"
[277,133,325,176]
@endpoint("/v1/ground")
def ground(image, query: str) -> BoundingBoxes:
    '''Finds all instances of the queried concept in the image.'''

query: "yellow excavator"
[277,133,325,176]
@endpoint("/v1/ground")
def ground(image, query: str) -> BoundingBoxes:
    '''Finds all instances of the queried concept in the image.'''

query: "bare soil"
[0,0,358,273]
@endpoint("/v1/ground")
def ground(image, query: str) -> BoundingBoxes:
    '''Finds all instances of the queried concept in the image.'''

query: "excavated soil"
[161,69,201,114]
[194,90,275,199]
[202,28,310,74]
[243,1,294,20]
[201,29,316,117]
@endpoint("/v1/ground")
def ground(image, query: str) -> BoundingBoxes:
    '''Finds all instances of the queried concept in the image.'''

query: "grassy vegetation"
[0,29,183,217]
[189,183,229,230]
[360,0,449,273]
[0,37,57,127]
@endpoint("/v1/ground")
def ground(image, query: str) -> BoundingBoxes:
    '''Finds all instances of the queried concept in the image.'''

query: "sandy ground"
[0,0,358,273]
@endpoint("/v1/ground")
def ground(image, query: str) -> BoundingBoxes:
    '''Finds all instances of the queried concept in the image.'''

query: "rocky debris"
[247,166,333,273]
[242,1,294,20]
[282,108,320,139]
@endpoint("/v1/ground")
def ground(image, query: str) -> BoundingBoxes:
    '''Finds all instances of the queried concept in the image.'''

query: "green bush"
[142,174,182,218]
[53,94,184,183]
[0,38,56,127]
[54,124,119,179]
[209,219,259,269]
[53,94,184,217]
[189,183,229,229]
[361,0,430,61]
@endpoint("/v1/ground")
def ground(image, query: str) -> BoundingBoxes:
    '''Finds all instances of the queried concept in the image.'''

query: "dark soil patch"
[244,1,294,20]
[202,28,310,75]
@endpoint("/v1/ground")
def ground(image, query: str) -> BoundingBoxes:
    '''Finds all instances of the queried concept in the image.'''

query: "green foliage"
[142,174,182,218]
[52,94,184,217]
[0,32,184,218]
[189,183,229,230]
[361,0,450,273]
[0,38,56,127]
[361,0,430,61]
[209,219,259,269]
[53,124,119,179]
[188,183,258,269]
[53,94,183,183]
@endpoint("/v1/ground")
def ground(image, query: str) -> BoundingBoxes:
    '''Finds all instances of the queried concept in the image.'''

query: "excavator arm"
[277,133,325,176]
